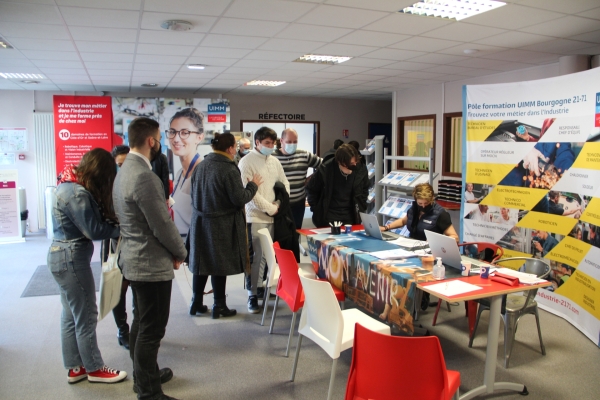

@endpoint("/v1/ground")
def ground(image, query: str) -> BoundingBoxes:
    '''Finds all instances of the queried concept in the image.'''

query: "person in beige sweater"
[238,127,290,313]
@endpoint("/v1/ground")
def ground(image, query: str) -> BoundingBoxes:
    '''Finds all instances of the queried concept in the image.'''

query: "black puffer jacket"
[273,181,300,261]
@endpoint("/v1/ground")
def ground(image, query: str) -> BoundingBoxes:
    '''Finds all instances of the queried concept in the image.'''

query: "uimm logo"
[596,92,600,127]
[207,103,227,123]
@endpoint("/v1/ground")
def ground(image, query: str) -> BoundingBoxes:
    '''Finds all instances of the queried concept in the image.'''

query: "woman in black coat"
[188,133,263,318]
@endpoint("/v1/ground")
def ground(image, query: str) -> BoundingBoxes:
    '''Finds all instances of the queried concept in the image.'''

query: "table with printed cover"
[304,231,436,334]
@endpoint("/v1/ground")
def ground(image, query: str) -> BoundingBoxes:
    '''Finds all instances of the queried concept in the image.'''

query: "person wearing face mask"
[273,128,322,229]
[306,144,368,227]
[167,108,205,236]
[380,183,459,242]
[233,137,251,165]
[238,127,290,314]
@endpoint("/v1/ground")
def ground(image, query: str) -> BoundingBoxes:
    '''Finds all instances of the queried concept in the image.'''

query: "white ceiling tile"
[81,53,134,62]
[133,71,178,78]
[95,85,131,91]
[422,64,480,75]
[303,71,351,79]
[46,74,90,80]
[363,68,407,76]
[276,62,330,71]
[423,23,507,42]
[255,69,310,78]
[134,55,189,64]
[91,77,132,83]
[20,50,80,61]
[140,13,217,32]
[376,75,419,84]
[201,34,267,49]
[68,27,138,42]
[276,24,352,41]
[340,58,395,68]
[337,74,387,82]
[191,47,252,58]
[0,59,36,68]
[186,57,239,67]
[362,13,451,35]
[8,36,63,52]
[134,63,181,71]
[578,7,600,20]
[0,22,69,40]
[136,44,195,56]
[480,49,558,64]
[569,29,600,44]
[312,43,379,57]
[224,67,272,75]
[324,0,408,12]
[56,84,97,91]
[245,50,300,62]
[380,61,437,71]
[38,67,88,75]
[145,0,230,16]
[515,0,600,14]
[487,60,545,71]
[400,70,447,79]
[233,59,286,69]
[519,39,596,54]
[361,48,426,61]
[258,38,325,53]
[0,50,27,60]
[0,3,62,24]
[0,80,26,90]
[60,7,140,28]
[32,59,83,68]
[224,0,316,22]
[450,57,510,69]
[473,31,550,48]
[138,30,205,46]
[388,37,462,52]
[520,16,600,37]
[210,18,288,37]
[76,41,136,53]
[335,30,409,47]
[316,65,372,74]
[56,0,141,10]
[466,4,563,30]
[437,43,506,57]
[83,62,133,70]
[408,53,468,64]
[88,69,133,77]
[297,5,387,28]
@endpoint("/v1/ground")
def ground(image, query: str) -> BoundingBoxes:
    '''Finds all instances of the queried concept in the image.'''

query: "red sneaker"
[67,366,87,383]
[87,365,127,383]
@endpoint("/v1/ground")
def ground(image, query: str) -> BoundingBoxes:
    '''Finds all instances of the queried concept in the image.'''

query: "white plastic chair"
[257,229,315,326]
[292,274,390,400]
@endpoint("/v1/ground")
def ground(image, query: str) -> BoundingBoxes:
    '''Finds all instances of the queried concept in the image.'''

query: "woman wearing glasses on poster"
[167,108,205,235]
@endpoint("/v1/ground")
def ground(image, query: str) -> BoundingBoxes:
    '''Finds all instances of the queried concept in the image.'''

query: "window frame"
[395,114,436,171]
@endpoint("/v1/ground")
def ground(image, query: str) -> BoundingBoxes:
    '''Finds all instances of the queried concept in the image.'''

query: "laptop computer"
[424,230,486,270]
[360,212,400,241]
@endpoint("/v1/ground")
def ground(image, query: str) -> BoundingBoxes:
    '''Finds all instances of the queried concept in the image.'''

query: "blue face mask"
[284,143,297,154]
[259,146,275,156]
[241,149,249,155]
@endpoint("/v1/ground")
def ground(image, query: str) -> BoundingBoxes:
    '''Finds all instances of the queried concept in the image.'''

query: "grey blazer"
[113,153,187,282]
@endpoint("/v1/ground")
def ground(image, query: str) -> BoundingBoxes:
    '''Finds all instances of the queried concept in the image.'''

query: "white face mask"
[284,143,297,154]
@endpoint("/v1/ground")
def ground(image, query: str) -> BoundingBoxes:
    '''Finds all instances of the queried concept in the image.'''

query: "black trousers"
[129,280,172,400]
[193,274,226,301]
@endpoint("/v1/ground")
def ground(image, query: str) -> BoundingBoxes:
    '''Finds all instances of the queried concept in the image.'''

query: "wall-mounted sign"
[0,127,28,152]
[0,169,23,242]
[258,113,305,120]
[53,95,113,175]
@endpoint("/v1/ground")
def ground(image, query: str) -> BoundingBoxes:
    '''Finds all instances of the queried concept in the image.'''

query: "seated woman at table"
[380,183,458,242]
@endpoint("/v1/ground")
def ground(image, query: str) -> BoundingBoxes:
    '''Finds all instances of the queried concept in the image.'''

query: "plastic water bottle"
[433,257,445,280]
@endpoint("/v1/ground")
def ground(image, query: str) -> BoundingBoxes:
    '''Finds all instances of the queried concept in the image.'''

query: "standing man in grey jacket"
[113,117,187,400]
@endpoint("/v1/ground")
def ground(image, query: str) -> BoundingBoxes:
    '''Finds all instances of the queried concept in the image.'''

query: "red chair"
[432,242,504,333]
[271,245,345,357]
[345,323,460,400]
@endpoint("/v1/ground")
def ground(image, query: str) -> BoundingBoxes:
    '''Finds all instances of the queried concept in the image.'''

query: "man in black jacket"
[306,144,367,228]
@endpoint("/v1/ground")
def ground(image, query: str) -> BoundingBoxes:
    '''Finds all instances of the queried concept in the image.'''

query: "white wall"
[394,62,562,183]
[1,89,391,231]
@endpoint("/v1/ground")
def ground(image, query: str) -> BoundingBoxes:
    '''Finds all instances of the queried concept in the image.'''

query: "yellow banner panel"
[580,197,600,226]
[546,236,592,267]
[466,120,504,141]
[466,163,516,185]
[498,249,534,269]
[517,211,578,236]
[483,186,548,210]
[571,142,600,170]
[555,270,600,320]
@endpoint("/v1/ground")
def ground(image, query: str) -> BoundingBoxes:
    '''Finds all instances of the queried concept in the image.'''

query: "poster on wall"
[112,97,230,234]
[462,67,600,345]
[53,96,113,175]
[0,169,23,243]
[0,127,28,152]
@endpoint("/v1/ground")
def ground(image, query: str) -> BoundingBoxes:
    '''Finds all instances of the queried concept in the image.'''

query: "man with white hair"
[273,128,322,229]
[233,137,251,165]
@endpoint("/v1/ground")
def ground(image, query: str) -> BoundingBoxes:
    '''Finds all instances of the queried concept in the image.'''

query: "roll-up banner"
[462,67,600,345]
[53,95,114,175]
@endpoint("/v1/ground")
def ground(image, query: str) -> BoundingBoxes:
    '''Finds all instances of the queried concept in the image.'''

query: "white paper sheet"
[424,280,483,297]
[369,248,418,260]
[309,227,334,234]
[493,268,547,285]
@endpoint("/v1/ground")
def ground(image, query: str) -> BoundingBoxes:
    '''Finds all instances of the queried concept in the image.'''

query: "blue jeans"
[48,240,104,372]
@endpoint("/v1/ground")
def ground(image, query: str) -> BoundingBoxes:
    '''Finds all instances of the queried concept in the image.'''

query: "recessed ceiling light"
[141,83,159,87]
[399,0,506,21]
[293,54,352,65]
[0,36,14,49]
[0,72,45,79]
[21,80,40,84]
[187,64,205,70]
[245,80,286,87]
[463,49,479,54]
[160,20,193,31]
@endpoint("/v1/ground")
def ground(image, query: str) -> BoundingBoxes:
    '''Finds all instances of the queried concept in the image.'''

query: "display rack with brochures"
[360,139,377,214]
